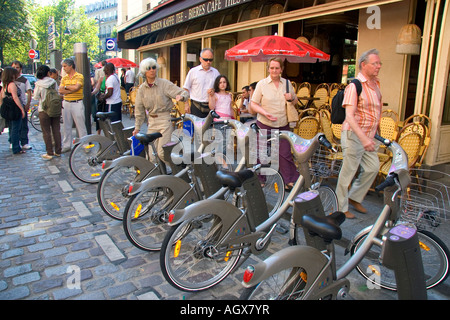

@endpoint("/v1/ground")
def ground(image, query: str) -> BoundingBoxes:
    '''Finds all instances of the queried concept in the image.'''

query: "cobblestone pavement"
[1,119,449,301]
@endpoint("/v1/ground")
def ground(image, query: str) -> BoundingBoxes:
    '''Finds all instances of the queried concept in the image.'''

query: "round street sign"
[29,49,37,59]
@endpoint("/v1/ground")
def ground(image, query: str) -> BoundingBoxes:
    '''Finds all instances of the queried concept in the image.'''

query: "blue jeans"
[19,113,29,146]
[9,118,23,154]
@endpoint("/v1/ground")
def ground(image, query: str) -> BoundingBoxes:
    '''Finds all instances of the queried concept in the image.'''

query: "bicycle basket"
[399,169,450,231]
[308,145,342,178]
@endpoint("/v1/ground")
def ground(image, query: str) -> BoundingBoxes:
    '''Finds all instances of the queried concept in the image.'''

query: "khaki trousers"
[336,131,379,212]
[146,112,173,165]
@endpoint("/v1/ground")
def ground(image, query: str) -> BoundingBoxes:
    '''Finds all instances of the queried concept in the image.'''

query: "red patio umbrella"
[94,57,138,69]
[225,35,330,63]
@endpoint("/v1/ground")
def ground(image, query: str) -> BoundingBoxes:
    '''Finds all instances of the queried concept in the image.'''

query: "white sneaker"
[42,154,53,161]
[22,144,32,150]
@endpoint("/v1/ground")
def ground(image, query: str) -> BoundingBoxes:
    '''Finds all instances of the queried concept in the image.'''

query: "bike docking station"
[381,223,427,300]
[292,190,328,250]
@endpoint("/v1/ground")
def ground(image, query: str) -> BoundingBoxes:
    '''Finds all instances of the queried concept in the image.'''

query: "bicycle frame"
[241,138,421,299]
[126,118,255,220]
[168,132,327,256]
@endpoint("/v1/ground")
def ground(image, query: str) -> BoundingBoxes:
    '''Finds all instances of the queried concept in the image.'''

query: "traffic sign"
[29,49,36,59]
[105,38,117,51]
[28,49,40,60]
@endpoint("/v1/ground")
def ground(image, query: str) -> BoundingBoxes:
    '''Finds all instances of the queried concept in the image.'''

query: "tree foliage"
[1,0,101,68]
[0,0,31,66]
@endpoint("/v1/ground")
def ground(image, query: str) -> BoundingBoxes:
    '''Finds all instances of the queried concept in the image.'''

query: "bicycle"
[122,118,285,251]
[28,102,41,132]
[159,130,337,292]
[240,135,449,300]
[69,111,135,183]
[97,110,225,221]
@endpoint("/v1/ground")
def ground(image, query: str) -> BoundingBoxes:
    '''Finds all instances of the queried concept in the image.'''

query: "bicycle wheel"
[240,267,308,300]
[317,184,338,215]
[123,186,175,251]
[69,141,104,183]
[97,165,141,220]
[160,213,243,292]
[29,109,41,132]
[352,229,450,290]
[259,167,285,216]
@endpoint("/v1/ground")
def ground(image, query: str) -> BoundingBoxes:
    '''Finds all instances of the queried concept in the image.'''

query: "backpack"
[42,83,62,117]
[330,79,362,124]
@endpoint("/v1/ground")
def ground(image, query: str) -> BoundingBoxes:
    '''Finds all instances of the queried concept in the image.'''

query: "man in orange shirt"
[336,49,382,219]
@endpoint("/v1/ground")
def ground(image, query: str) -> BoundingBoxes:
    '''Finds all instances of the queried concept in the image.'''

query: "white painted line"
[136,291,159,300]
[58,180,73,192]
[94,234,125,262]
[73,201,92,217]
[48,165,60,174]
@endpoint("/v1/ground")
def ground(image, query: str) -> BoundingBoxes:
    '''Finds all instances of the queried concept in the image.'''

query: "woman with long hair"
[0,66,26,154]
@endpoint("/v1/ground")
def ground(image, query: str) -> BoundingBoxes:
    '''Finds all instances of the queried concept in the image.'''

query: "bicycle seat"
[216,169,254,189]
[135,132,163,144]
[300,211,346,242]
[96,111,116,121]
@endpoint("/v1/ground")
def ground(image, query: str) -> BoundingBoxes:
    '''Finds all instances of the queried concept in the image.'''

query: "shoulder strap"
[351,79,362,96]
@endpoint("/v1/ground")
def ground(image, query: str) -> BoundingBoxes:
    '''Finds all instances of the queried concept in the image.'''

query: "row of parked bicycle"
[66,110,450,300]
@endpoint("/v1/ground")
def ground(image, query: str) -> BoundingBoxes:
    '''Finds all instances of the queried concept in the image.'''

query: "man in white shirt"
[12,61,32,150]
[101,63,122,122]
[125,68,135,93]
[183,48,220,118]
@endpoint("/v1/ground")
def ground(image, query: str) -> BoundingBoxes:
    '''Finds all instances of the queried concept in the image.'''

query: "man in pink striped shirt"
[336,49,382,219]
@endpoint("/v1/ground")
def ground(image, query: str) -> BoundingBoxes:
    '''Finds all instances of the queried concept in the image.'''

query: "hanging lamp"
[396,23,422,55]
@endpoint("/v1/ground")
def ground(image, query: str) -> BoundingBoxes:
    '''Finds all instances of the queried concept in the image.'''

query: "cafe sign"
[124,0,250,40]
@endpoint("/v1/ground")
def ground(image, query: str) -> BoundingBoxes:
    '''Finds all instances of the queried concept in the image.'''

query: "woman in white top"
[99,62,122,122]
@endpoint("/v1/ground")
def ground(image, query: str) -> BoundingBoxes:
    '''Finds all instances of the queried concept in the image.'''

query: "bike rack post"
[293,190,327,251]
[381,223,427,300]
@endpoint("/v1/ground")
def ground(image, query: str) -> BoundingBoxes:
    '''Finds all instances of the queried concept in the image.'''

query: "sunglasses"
[201,57,213,62]
[147,66,157,70]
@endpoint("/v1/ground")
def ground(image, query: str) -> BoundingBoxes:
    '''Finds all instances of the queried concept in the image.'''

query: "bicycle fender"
[75,134,115,149]
[242,245,329,288]
[102,155,157,177]
[170,199,242,231]
[129,175,198,209]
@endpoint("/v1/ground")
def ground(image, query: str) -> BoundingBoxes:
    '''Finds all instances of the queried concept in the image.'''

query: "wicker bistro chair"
[128,87,138,119]
[328,83,341,105]
[312,83,329,109]
[294,108,320,139]
[379,109,400,141]
[296,82,311,108]
[397,121,430,169]
[120,86,130,114]
[379,131,424,176]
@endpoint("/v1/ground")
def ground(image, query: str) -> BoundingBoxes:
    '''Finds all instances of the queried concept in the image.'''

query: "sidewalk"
[0,118,449,300]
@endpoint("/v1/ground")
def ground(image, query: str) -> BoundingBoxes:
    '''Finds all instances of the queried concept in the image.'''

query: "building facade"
[117,0,450,167]
[85,0,119,53]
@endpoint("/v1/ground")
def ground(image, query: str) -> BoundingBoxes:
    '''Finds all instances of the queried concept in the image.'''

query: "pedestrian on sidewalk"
[59,58,88,153]
[11,61,32,150]
[336,48,383,219]
[34,65,62,160]
[1,66,26,154]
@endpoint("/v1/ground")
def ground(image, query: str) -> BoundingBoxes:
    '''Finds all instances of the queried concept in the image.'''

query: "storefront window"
[211,37,236,91]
